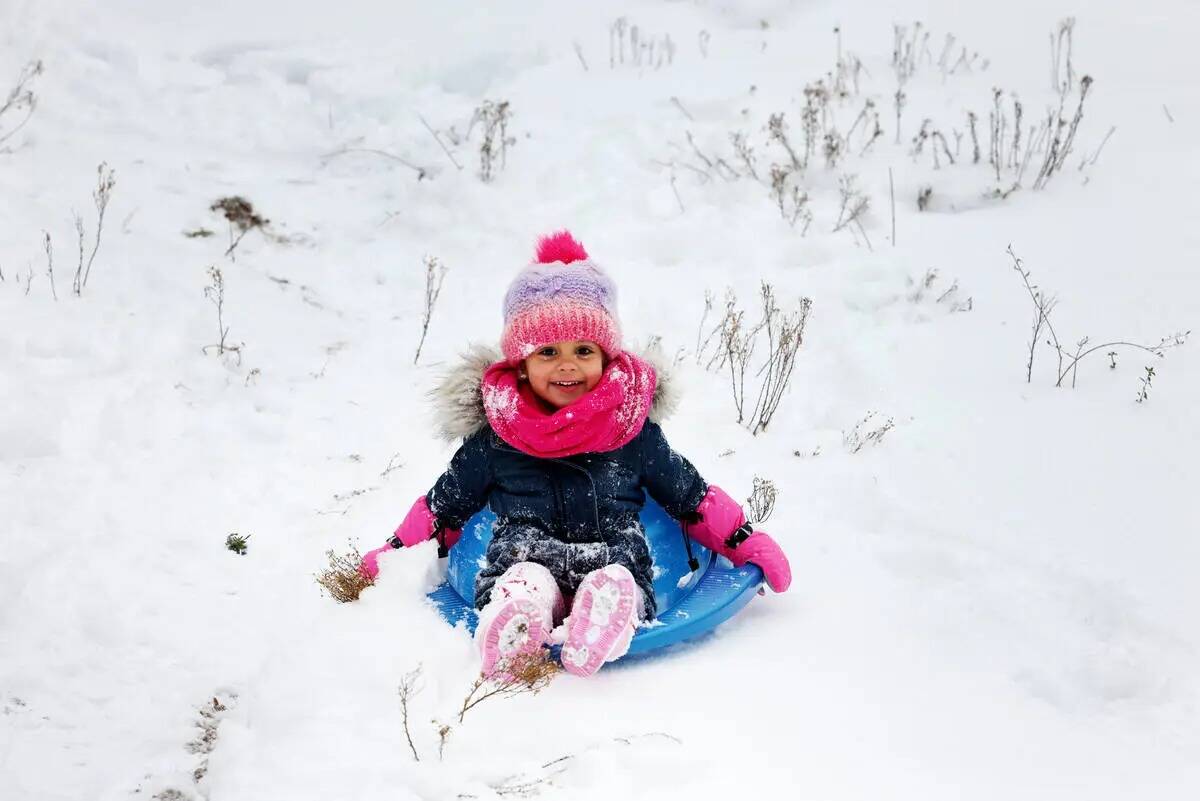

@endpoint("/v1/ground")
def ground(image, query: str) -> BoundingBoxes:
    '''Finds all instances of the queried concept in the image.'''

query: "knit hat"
[500,231,622,364]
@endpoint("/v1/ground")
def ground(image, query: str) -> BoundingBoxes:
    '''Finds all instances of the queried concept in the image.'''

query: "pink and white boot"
[560,564,641,677]
[476,562,565,677]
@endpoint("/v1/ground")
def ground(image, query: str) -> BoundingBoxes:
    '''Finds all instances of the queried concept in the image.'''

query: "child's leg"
[560,564,642,677]
[476,561,565,676]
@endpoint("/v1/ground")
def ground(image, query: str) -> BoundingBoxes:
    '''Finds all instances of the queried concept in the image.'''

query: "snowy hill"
[2,1,1198,799]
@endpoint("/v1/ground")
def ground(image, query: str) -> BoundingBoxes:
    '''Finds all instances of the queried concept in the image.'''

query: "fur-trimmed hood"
[429,344,681,443]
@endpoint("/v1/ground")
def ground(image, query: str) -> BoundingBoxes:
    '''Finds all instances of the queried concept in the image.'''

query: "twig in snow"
[418,114,462,171]
[670,96,694,121]
[888,167,896,245]
[320,146,430,180]
[70,163,116,294]
[414,255,447,365]
[398,667,422,762]
[833,174,870,234]
[1008,245,1189,387]
[0,60,43,146]
[42,232,56,300]
[1079,125,1116,171]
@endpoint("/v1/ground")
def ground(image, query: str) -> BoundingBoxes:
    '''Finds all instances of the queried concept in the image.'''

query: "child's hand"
[684,485,793,593]
[733,530,791,593]
[358,542,395,580]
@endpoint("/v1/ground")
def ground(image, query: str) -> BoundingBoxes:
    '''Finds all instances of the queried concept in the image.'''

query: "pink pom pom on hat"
[500,231,622,365]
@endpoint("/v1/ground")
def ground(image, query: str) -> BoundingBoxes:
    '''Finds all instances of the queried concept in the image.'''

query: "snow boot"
[560,564,640,677]
[476,562,565,677]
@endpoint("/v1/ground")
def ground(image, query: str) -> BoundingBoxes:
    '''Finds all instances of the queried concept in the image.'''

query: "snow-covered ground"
[2,1,1198,799]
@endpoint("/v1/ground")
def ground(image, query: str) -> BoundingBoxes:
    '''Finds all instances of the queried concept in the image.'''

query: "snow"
[2,0,1199,799]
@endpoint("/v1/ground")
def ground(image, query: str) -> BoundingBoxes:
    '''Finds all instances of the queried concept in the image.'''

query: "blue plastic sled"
[426,493,764,658]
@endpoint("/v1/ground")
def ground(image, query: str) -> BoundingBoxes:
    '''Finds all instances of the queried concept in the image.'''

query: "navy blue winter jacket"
[425,420,707,619]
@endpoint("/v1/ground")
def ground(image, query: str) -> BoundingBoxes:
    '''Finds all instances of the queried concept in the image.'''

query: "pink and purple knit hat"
[500,231,622,364]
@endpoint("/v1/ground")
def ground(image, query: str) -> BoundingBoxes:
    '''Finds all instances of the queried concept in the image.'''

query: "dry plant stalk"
[769,165,812,232]
[201,265,244,364]
[1033,75,1093,190]
[414,255,448,365]
[0,60,43,146]
[472,100,513,182]
[767,113,803,172]
[1007,245,1189,387]
[749,292,812,435]
[421,650,560,762]
[843,412,895,453]
[459,650,560,724]
[833,175,870,248]
[1050,17,1076,94]
[71,162,116,295]
[398,667,422,761]
[314,543,374,602]
[745,476,778,524]
[42,232,57,301]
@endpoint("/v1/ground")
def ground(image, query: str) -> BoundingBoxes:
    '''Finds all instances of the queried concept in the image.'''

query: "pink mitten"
[358,496,464,579]
[683,485,793,593]
[393,495,462,553]
[358,543,392,580]
[729,530,791,593]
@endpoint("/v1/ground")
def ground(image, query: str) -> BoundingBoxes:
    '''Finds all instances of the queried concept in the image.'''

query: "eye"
[575,345,594,356]
[538,346,557,357]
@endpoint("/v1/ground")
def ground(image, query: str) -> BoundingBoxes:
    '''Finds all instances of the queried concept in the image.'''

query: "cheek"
[585,363,604,388]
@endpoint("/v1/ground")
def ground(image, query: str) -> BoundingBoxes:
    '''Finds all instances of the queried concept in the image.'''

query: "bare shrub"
[315,542,374,602]
[833,174,870,248]
[767,113,803,172]
[0,60,43,147]
[745,476,778,524]
[1008,246,1188,388]
[906,268,972,313]
[414,255,447,365]
[697,283,813,435]
[843,412,895,453]
[201,266,244,365]
[730,131,759,180]
[470,100,513,182]
[1032,75,1093,190]
[748,290,812,435]
[769,165,812,232]
[609,17,675,70]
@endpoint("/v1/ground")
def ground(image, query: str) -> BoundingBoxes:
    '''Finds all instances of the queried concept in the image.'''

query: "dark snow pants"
[474,516,656,620]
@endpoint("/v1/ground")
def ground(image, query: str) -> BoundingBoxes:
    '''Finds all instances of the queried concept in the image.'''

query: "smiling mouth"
[551,380,584,389]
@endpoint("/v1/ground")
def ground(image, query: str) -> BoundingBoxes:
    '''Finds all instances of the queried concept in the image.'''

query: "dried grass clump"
[315,544,373,602]
[210,196,269,259]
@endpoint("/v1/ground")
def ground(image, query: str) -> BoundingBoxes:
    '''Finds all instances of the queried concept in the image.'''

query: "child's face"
[522,340,605,407]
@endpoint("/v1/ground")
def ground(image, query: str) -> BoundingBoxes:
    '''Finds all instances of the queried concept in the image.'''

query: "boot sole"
[561,566,637,677]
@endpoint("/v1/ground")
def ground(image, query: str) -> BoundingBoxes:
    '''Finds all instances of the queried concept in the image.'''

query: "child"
[360,232,791,677]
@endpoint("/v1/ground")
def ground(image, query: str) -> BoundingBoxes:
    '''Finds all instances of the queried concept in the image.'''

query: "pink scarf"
[481,352,657,458]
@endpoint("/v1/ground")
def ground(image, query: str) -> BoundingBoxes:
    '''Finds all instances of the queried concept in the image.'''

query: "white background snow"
[2,0,1198,799]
